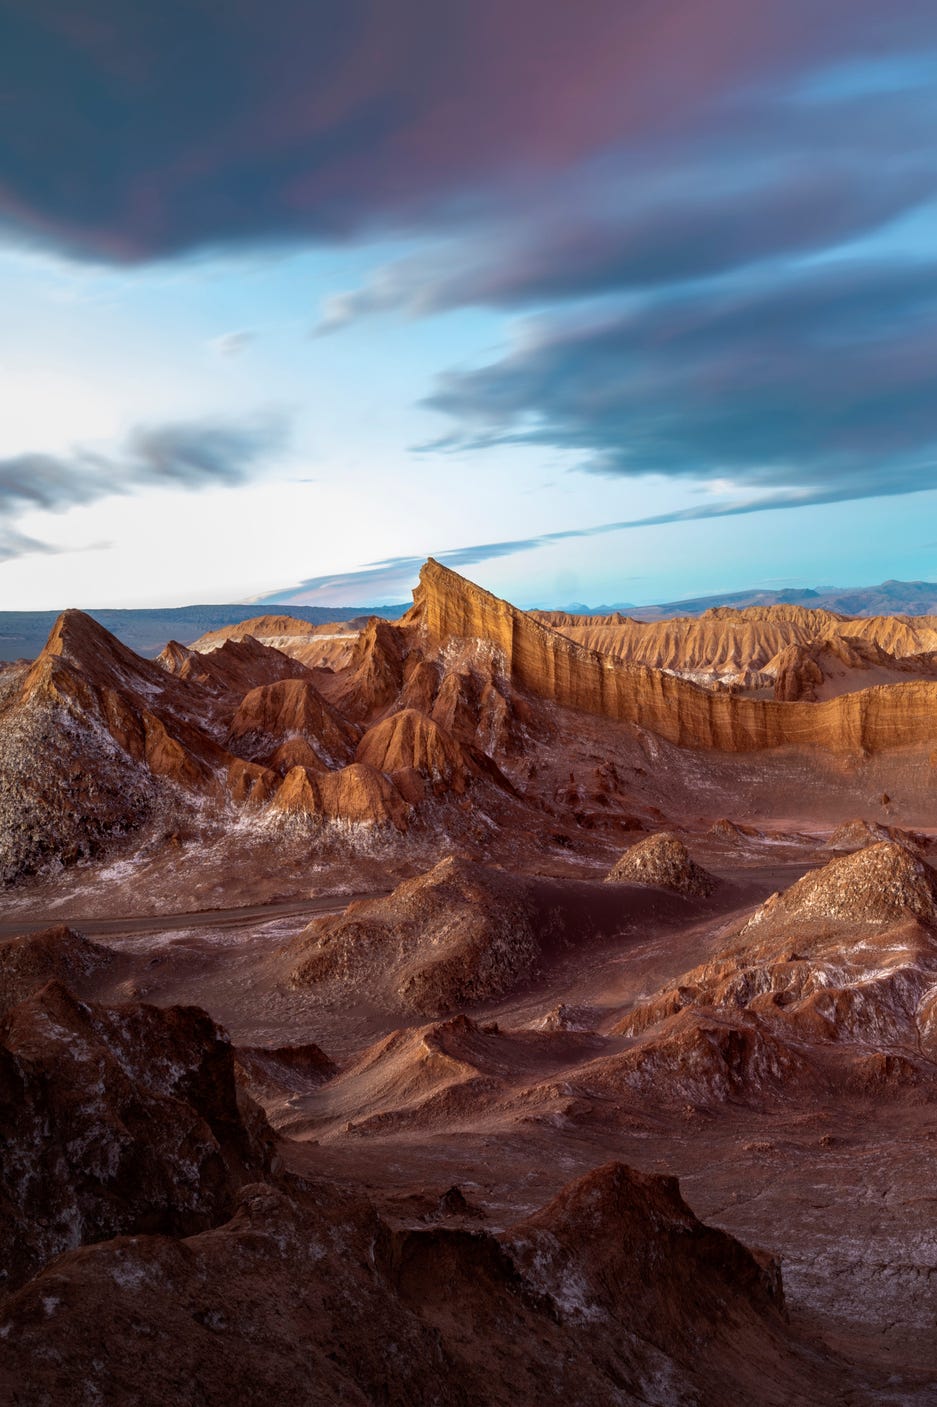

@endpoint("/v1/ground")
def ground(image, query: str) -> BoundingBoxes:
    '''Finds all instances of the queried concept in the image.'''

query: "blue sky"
[1,2,937,610]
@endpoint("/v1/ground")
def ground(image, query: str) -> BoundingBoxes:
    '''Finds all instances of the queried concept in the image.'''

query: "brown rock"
[289,856,540,1014]
[0,926,113,1018]
[227,677,359,771]
[356,707,471,796]
[408,559,937,754]
[0,982,275,1293]
[269,761,410,830]
[605,831,718,897]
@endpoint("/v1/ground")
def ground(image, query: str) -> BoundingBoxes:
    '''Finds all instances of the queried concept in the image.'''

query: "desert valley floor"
[4,561,937,1404]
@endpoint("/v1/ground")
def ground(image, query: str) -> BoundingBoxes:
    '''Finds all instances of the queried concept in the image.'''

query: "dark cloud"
[0,526,59,564]
[0,413,287,516]
[317,128,937,330]
[1,1,934,261]
[422,256,937,512]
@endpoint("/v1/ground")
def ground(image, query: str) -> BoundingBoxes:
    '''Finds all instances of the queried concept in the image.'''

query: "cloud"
[210,330,254,357]
[260,485,900,605]
[316,147,937,331]
[1,2,934,261]
[0,526,60,564]
[0,412,288,522]
[421,255,937,515]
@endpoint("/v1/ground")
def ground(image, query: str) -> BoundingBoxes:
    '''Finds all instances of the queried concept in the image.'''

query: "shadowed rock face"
[605,831,718,898]
[0,1154,853,1407]
[0,982,276,1294]
[0,926,113,1019]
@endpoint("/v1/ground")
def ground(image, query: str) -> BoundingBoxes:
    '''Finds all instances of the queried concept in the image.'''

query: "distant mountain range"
[544,580,937,622]
[3,580,937,663]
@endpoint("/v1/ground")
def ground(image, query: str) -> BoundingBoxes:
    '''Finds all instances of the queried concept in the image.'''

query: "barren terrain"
[4,561,937,1404]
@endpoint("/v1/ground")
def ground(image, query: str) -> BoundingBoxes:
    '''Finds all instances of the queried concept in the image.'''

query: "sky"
[2,1,937,610]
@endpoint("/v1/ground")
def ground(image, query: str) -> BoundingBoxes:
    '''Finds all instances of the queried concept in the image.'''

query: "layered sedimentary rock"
[771,635,937,701]
[409,559,937,753]
[535,603,937,674]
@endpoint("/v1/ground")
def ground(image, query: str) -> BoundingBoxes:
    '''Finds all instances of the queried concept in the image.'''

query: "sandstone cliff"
[407,559,937,754]
[535,603,937,675]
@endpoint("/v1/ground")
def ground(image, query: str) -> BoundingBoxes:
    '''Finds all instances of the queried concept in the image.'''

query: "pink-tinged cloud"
[1,0,933,260]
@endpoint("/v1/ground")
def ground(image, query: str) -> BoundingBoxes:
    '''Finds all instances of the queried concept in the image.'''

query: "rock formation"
[269,760,411,830]
[604,844,937,1106]
[605,831,718,897]
[227,677,359,771]
[743,841,937,932]
[535,602,937,677]
[0,926,114,1018]
[409,559,937,754]
[289,857,541,1014]
[0,1154,848,1406]
[0,982,275,1293]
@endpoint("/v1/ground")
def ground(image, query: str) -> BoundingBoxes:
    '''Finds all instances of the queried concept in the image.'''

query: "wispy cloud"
[0,412,289,563]
[0,412,288,517]
[260,475,928,604]
[209,330,254,357]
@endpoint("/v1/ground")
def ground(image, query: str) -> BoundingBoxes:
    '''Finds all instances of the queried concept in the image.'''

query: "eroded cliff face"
[535,604,937,674]
[408,559,937,754]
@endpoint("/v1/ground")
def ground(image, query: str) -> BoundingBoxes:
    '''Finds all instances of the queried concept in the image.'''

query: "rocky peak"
[605,832,718,898]
[747,841,937,931]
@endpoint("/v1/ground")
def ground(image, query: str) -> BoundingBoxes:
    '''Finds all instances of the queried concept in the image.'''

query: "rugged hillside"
[604,843,937,1105]
[289,858,543,1014]
[535,604,937,681]
[408,559,937,754]
[770,635,937,700]
[8,559,937,890]
[0,911,870,1406]
[0,1152,844,1407]
[0,600,524,885]
[0,980,276,1292]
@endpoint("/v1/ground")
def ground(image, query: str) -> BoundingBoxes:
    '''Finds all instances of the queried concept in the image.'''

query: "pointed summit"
[605,832,718,898]
[746,841,937,931]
